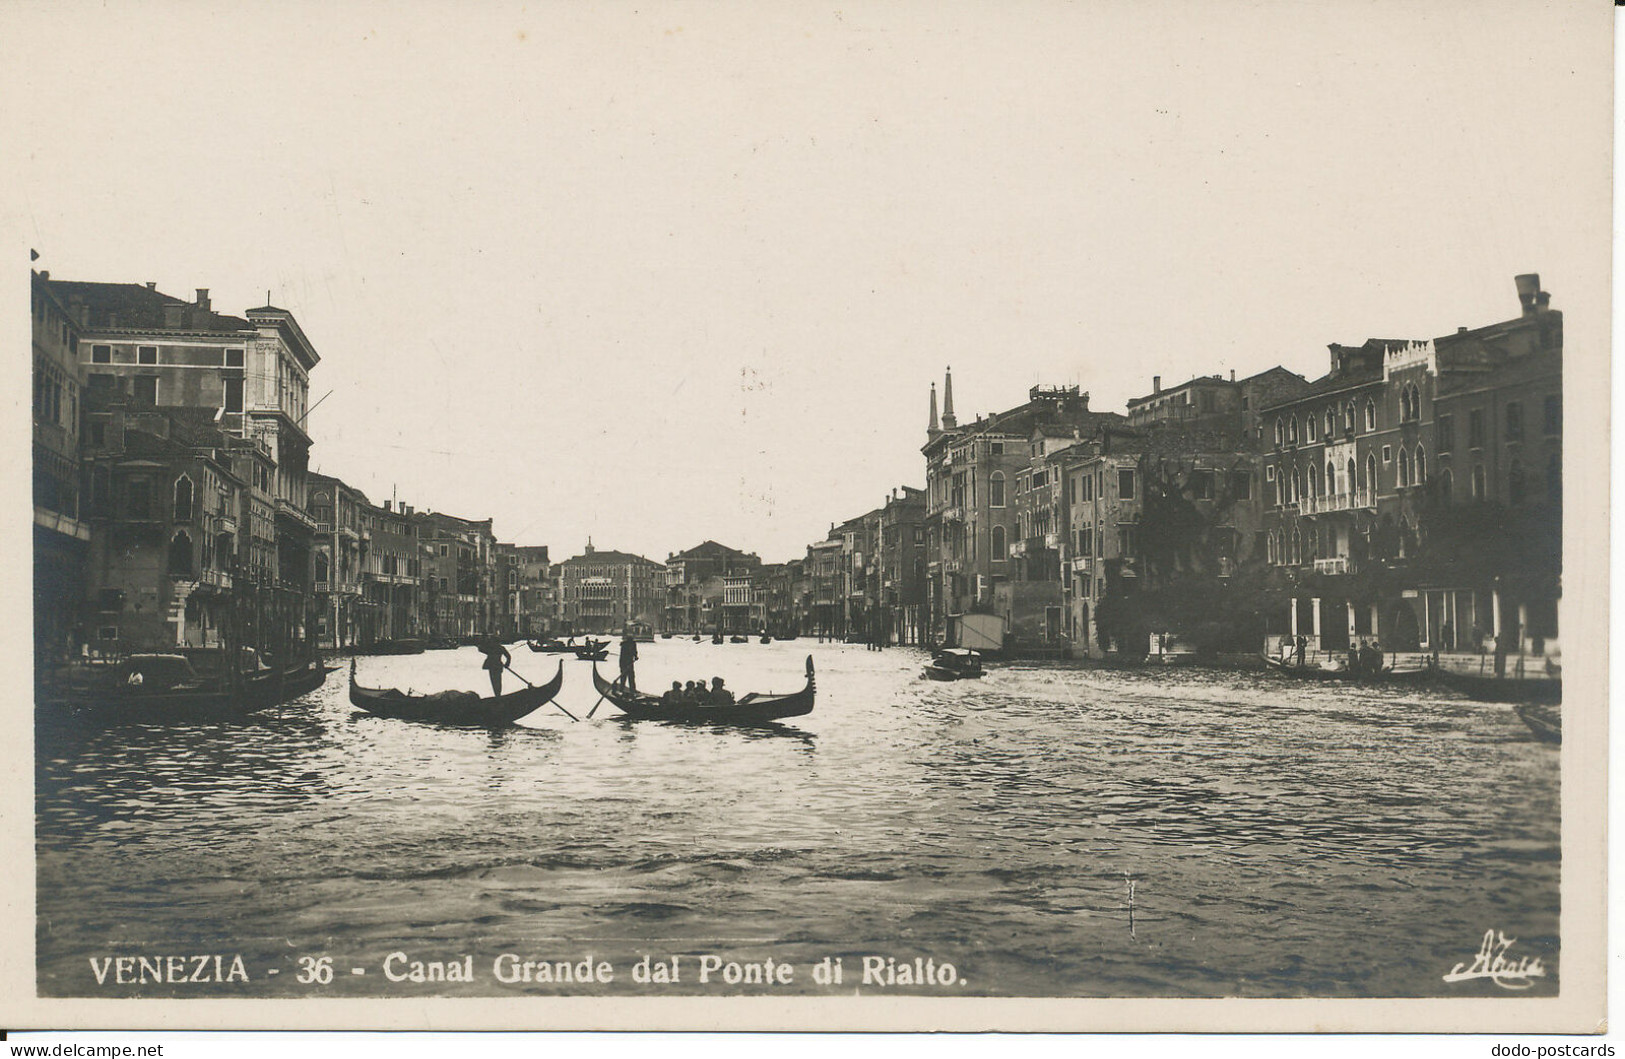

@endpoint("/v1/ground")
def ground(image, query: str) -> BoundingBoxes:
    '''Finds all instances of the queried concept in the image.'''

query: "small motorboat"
[348,659,564,726]
[592,656,815,725]
[924,648,985,681]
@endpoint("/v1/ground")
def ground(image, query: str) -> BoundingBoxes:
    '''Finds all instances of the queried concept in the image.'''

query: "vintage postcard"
[1,0,1609,1036]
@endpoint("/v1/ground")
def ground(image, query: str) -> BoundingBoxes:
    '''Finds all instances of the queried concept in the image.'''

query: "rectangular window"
[92,345,111,364]
[137,346,158,365]
[1436,413,1453,453]
[128,478,152,519]
[1468,409,1486,448]
[1081,525,1094,557]
[225,349,245,367]
[1191,470,1214,500]
[1117,470,1135,500]
[223,377,244,413]
[1543,395,1561,436]
[1504,402,1522,441]
[1382,445,1392,463]
[990,442,1003,455]
[1230,472,1251,499]
[132,376,157,404]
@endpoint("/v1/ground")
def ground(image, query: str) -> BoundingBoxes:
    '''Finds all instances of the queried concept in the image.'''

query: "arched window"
[1347,400,1358,434]
[314,551,330,584]
[990,473,1005,508]
[173,475,193,522]
[1274,418,1284,447]
[1324,408,1335,438]
[1267,530,1278,565]
[1437,469,1453,501]
[1326,460,1337,495]
[1364,398,1376,431]
[1397,448,1412,488]
[1288,417,1299,444]
[1365,452,1378,494]
[1291,467,1302,503]
[1345,458,1356,497]
[1290,526,1302,565]
[1471,465,1487,499]
[1508,459,1525,505]
[991,524,1006,558]
[1414,446,1426,484]
[1306,414,1318,442]
[168,531,194,578]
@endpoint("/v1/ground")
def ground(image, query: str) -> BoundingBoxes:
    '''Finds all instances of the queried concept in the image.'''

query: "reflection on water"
[37,642,1558,998]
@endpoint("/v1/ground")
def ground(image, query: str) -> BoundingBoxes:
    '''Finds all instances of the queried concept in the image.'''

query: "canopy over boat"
[592,656,815,725]
[348,659,564,726]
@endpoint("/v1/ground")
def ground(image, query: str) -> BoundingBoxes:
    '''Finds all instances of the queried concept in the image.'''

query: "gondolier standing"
[478,635,511,697]
[619,632,639,690]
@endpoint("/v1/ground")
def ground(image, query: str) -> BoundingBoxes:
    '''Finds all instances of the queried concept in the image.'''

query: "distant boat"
[729,634,748,644]
[760,634,772,644]
[348,658,563,726]
[592,656,815,725]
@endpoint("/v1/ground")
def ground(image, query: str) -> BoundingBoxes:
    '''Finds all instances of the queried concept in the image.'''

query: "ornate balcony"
[1298,489,1376,515]
[1313,556,1350,575]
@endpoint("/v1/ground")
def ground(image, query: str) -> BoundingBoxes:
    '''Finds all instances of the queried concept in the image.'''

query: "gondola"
[573,646,610,662]
[1261,653,1392,682]
[348,658,564,726]
[1515,703,1561,744]
[759,634,772,644]
[591,656,815,725]
[39,654,337,721]
[924,648,984,681]
[1429,668,1562,704]
[728,634,748,644]
[528,638,576,653]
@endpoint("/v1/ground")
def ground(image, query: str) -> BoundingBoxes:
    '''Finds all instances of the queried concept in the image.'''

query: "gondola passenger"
[708,677,734,706]
[662,681,683,705]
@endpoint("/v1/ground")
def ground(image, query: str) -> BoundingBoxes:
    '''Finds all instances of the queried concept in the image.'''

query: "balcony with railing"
[1298,489,1376,515]
[1313,556,1350,575]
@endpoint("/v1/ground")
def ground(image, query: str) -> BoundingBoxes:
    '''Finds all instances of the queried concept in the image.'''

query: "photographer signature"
[1442,929,1547,990]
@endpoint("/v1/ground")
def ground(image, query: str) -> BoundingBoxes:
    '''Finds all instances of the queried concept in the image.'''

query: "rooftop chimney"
[146,281,157,290]
[1229,369,1236,382]
[1514,274,1540,317]
[1153,375,1161,394]
[194,288,210,312]
[383,500,392,512]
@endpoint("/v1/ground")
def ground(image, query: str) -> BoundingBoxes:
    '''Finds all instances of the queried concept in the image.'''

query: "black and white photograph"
[2,0,1610,1040]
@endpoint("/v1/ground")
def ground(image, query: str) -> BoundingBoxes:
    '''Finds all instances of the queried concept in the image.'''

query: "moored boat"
[1430,668,1561,704]
[1261,653,1395,682]
[591,656,815,725]
[348,658,564,726]
[39,654,336,721]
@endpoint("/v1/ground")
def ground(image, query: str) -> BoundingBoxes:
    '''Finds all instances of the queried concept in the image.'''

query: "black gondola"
[1515,703,1561,744]
[39,654,337,721]
[1431,668,1562,704]
[348,659,564,726]
[924,648,984,681]
[591,656,815,725]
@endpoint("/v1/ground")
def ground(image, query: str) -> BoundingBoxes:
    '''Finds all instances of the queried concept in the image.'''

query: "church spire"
[928,382,939,435]
[941,366,957,430]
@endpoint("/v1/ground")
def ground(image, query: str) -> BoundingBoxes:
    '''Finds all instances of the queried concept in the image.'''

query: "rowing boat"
[348,659,564,726]
[591,656,815,725]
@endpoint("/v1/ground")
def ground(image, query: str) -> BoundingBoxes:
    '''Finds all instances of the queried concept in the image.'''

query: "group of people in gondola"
[656,677,736,707]
[1344,639,1385,677]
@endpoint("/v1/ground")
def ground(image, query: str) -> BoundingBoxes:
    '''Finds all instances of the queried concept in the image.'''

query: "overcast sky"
[4,1,1608,563]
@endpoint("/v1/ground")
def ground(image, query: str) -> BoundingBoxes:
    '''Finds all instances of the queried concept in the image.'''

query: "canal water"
[35,640,1559,998]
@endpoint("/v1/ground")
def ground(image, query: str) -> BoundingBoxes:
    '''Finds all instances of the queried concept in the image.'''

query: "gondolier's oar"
[505,662,578,721]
